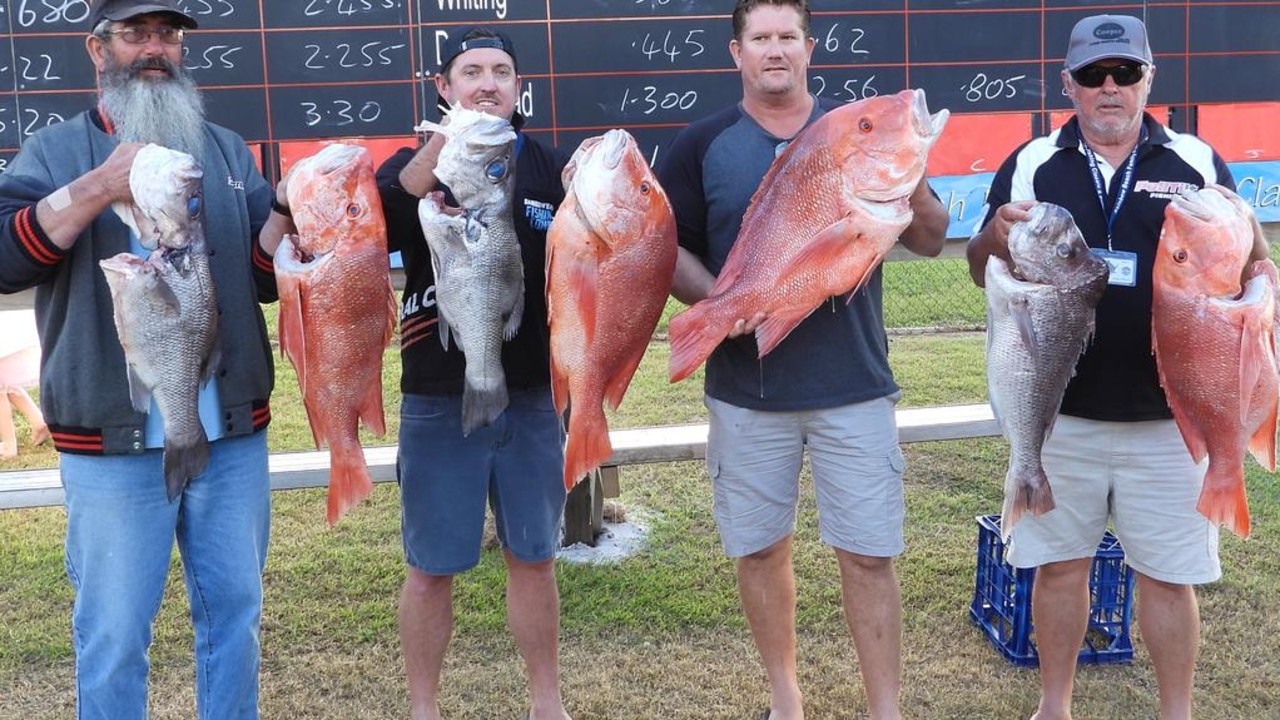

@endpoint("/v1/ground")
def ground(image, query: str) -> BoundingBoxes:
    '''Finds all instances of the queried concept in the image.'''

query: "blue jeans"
[61,431,271,720]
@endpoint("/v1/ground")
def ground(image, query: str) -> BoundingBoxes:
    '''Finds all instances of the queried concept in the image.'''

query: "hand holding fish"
[968,200,1037,287]
[93,142,148,204]
[727,312,767,339]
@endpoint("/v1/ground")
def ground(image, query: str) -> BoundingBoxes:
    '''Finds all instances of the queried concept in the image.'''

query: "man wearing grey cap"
[0,0,294,717]
[967,14,1266,720]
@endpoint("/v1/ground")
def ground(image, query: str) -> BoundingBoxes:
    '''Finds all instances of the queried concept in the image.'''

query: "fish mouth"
[911,89,949,145]
[420,191,465,220]
[309,143,364,175]
[857,195,911,223]
[599,129,631,171]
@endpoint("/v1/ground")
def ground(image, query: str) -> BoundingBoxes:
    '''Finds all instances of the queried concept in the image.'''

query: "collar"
[93,103,116,135]
[1055,112,1170,152]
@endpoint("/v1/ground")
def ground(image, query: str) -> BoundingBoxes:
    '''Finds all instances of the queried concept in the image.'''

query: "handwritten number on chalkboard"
[301,100,383,127]
[962,73,1026,103]
[303,0,395,17]
[21,108,64,138]
[179,0,235,17]
[812,75,879,102]
[636,30,705,64]
[18,55,61,82]
[16,0,90,28]
[304,42,406,70]
[823,24,867,56]
[620,86,697,115]
[183,45,242,71]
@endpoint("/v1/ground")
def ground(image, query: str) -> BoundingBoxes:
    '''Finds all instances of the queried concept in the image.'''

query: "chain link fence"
[882,250,987,333]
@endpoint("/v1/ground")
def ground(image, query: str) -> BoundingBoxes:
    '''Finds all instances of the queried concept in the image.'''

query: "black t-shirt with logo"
[376,133,568,396]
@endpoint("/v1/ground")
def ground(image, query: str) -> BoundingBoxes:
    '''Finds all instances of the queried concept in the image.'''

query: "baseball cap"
[438,28,518,77]
[1064,15,1152,71]
[88,0,198,30]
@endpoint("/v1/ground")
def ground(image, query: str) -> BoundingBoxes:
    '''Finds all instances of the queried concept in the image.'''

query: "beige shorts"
[704,394,906,559]
[1006,415,1221,584]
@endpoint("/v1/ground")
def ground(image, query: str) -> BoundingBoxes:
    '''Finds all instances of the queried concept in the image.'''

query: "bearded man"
[0,1,295,717]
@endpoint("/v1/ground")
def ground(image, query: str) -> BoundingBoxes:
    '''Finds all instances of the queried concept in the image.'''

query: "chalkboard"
[0,0,1277,176]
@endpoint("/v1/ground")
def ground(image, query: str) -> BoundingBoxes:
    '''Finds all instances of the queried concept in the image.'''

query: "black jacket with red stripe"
[0,109,277,454]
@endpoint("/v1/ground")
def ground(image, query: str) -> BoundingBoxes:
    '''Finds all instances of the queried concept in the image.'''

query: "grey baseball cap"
[88,0,198,30]
[1064,15,1152,71]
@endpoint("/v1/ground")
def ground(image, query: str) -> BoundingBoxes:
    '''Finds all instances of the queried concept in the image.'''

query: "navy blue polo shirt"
[980,113,1235,421]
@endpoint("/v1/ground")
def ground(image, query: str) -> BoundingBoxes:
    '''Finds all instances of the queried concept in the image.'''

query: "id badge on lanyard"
[1082,129,1145,288]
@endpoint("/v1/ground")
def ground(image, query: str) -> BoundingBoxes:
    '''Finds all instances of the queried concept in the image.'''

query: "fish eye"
[639,181,650,194]
[1173,248,1188,263]
[346,203,361,217]
[1055,242,1074,259]
[485,158,508,182]
[858,118,873,133]
[188,195,201,219]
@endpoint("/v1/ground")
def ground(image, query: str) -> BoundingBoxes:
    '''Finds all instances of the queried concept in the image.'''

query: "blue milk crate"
[969,514,1136,667]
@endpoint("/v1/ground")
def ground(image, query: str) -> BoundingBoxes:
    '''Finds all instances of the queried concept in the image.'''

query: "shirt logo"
[524,199,554,232]
[1134,180,1198,200]
[226,175,244,191]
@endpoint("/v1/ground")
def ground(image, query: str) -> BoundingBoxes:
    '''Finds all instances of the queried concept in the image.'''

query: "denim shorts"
[704,394,907,559]
[398,389,566,574]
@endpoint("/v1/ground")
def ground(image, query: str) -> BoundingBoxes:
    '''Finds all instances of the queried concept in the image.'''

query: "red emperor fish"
[667,89,948,383]
[546,129,677,488]
[275,143,398,525]
[1152,184,1278,538]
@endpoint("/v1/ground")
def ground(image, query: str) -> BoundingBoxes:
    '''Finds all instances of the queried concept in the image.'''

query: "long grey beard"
[99,60,207,157]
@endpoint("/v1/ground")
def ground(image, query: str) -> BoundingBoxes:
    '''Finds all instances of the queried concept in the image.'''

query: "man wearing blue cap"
[968,14,1267,720]
[376,27,574,720]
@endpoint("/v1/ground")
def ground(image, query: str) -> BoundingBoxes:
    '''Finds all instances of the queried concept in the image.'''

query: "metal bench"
[0,404,1001,545]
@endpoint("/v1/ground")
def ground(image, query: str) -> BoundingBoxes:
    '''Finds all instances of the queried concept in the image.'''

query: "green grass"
[2,274,1279,719]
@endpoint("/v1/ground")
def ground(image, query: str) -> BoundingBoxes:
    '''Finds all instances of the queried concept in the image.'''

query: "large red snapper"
[275,143,398,525]
[667,89,948,383]
[1152,185,1277,538]
[546,129,677,489]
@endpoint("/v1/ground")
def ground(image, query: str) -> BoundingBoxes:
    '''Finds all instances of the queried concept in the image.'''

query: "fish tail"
[999,466,1055,541]
[461,382,509,436]
[326,443,374,526]
[564,406,613,490]
[1196,467,1252,539]
[163,435,210,502]
[668,303,725,384]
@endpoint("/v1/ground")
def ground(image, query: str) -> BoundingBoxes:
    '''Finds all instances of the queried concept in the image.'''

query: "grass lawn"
[2,263,1279,719]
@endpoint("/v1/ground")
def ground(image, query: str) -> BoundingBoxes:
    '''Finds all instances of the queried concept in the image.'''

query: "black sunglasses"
[1071,62,1146,88]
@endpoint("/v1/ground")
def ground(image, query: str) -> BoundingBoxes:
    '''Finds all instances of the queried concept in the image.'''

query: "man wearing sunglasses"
[0,0,294,717]
[966,14,1267,720]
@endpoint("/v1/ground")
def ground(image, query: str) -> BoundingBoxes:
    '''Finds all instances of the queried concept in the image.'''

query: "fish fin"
[358,380,388,438]
[125,365,152,413]
[604,344,647,411]
[461,382,508,436]
[999,466,1055,542]
[163,432,209,502]
[563,404,613,490]
[668,302,726,383]
[754,305,817,358]
[276,272,308,396]
[326,442,374,526]
[1196,465,1251,539]
[561,251,600,347]
[1238,321,1266,426]
[550,352,571,416]
[1010,295,1038,354]
[1248,396,1278,472]
[504,280,525,341]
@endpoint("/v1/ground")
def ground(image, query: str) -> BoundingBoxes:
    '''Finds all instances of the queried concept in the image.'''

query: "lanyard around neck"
[1080,126,1147,252]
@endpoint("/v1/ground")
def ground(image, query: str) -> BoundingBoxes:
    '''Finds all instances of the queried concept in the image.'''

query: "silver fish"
[100,143,220,500]
[417,106,524,434]
[985,203,1108,538]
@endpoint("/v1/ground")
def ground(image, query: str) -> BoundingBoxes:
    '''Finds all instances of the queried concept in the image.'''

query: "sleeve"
[655,128,708,258]
[239,142,278,303]
[376,146,424,255]
[977,151,1020,231]
[1212,151,1237,191]
[0,142,67,293]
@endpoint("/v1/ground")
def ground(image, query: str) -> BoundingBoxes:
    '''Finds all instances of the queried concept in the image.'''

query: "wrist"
[270,196,291,218]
